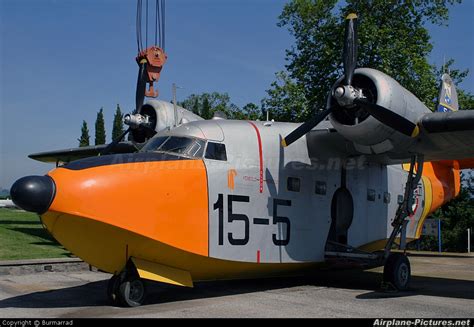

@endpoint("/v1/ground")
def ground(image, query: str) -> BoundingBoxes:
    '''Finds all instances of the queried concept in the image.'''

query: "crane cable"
[136,0,165,52]
[161,0,166,50]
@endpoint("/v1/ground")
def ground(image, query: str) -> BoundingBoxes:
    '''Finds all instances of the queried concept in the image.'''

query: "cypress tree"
[192,98,200,116]
[112,104,124,141]
[78,120,90,147]
[95,108,106,145]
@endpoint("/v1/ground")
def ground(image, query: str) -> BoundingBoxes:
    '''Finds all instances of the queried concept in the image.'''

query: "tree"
[192,98,200,116]
[95,108,106,145]
[178,92,261,120]
[263,71,310,122]
[201,96,212,120]
[241,103,264,120]
[264,0,467,122]
[458,90,474,111]
[430,185,474,252]
[78,120,90,147]
[112,104,124,141]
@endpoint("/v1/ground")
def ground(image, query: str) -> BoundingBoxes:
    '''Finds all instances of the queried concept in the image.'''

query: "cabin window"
[367,189,376,202]
[141,136,205,158]
[287,177,301,192]
[397,195,404,204]
[384,192,391,204]
[205,142,227,161]
[315,181,327,195]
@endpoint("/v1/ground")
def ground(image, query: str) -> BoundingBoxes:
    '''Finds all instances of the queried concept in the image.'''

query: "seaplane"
[10,7,474,307]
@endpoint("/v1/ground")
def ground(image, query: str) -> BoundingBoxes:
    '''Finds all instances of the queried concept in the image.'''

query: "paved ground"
[0,254,472,318]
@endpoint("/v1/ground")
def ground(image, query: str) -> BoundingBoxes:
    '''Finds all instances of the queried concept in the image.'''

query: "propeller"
[282,13,419,147]
[135,61,148,113]
[343,13,358,86]
[353,99,419,137]
[282,13,359,147]
[99,127,131,155]
[281,107,333,147]
[100,61,152,155]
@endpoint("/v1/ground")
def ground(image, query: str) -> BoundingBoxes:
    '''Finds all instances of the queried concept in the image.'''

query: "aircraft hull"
[41,211,318,282]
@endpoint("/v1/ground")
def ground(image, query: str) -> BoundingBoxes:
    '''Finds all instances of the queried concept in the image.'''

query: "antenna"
[443,55,446,74]
[172,83,182,127]
[442,55,451,75]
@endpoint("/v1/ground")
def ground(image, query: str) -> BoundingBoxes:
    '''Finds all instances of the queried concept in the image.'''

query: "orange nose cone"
[43,157,209,269]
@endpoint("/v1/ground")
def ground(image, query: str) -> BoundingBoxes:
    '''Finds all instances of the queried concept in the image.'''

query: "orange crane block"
[136,46,167,98]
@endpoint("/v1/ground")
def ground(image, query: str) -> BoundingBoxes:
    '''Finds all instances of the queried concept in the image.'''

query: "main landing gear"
[381,154,423,291]
[383,252,411,291]
[107,263,147,307]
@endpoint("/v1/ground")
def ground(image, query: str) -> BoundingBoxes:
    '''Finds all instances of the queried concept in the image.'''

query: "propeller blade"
[135,61,148,113]
[100,127,131,155]
[343,13,358,86]
[282,107,333,147]
[354,99,419,137]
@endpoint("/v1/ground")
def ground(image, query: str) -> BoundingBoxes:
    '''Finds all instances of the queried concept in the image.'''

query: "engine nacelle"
[329,68,430,154]
[128,100,203,143]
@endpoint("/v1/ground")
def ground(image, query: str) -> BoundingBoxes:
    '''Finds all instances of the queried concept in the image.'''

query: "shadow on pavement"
[0,268,472,309]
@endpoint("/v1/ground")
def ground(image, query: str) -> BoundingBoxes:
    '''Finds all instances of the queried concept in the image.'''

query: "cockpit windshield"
[141,136,206,158]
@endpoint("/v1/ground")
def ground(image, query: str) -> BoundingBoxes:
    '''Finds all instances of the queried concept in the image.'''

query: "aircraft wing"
[412,110,474,163]
[29,142,138,164]
[308,110,474,167]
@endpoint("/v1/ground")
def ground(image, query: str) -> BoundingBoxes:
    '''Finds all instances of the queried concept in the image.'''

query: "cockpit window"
[141,136,205,158]
[142,136,168,152]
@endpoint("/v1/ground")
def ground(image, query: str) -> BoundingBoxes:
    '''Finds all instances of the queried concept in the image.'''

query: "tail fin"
[436,73,459,112]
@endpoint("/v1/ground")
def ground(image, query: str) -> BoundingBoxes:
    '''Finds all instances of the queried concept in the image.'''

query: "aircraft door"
[329,186,354,245]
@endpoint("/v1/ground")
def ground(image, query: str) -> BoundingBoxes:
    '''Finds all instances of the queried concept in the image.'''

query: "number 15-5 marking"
[213,194,291,246]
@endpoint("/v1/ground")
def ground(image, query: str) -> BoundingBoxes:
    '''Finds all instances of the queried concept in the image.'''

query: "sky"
[1,0,473,190]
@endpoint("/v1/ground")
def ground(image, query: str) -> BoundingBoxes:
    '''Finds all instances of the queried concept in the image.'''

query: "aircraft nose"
[10,175,56,214]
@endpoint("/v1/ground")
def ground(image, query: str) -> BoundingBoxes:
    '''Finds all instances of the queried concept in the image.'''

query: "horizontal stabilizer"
[29,142,138,164]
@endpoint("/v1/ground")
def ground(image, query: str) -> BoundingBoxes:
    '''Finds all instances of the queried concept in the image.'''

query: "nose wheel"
[107,272,147,307]
[382,253,411,291]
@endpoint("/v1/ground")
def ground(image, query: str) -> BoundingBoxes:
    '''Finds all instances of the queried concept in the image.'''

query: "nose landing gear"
[107,264,147,307]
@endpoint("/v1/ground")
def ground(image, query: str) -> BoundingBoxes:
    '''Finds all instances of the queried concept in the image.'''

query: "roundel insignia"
[445,94,452,104]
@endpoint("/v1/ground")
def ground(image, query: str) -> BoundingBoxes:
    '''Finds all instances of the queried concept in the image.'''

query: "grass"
[0,208,71,260]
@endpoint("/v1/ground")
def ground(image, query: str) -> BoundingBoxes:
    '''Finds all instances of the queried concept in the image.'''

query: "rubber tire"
[117,276,147,307]
[107,275,121,306]
[383,253,411,291]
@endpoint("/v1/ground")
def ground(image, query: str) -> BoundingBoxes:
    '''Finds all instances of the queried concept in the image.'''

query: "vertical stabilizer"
[437,73,459,112]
